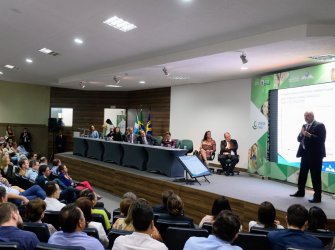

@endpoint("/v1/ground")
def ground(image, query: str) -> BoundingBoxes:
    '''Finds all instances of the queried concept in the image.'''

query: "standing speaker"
[48,118,58,132]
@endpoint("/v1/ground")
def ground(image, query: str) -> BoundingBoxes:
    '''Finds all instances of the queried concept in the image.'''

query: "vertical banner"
[117,115,127,134]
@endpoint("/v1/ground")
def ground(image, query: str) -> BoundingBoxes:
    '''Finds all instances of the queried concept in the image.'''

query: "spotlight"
[240,52,248,64]
[162,67,169,76]
[113,76,121,84]
[79,81,86,89]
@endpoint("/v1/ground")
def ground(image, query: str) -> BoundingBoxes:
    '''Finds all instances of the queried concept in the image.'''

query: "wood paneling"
[49,87,170,156]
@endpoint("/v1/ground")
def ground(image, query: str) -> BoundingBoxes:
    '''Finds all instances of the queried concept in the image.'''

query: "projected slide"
[277,82,335,173]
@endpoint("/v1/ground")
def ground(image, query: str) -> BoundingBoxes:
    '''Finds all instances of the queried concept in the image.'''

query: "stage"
[56,152,335,231]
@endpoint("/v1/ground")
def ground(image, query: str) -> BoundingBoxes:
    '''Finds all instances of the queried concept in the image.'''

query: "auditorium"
[1,1,335,249]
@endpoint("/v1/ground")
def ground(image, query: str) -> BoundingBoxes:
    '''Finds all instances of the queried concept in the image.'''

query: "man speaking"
[290,111,326,203]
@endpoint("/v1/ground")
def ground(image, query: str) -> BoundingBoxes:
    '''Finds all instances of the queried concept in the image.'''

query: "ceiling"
[0,0,335,91]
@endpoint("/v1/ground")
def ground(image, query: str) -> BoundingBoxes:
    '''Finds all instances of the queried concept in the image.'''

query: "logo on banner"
[252,121,266,130]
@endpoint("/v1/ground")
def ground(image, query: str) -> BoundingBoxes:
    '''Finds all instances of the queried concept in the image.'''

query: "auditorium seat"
[22,222,50,242]
[0,242,19,249]
[155,219,193,241]
[83,227,99,239]
[112,214,125,224]
[42,211,61,230]
[250,227,278,235]
[92,213,107,232]
[179,140,193,154]
[233,232,270,250]
[108,229,133,249]
[35,243,85,250]
[306,231,335,248]
[165,227,209,250]
[201,222,213,234]
[112,208,121,218]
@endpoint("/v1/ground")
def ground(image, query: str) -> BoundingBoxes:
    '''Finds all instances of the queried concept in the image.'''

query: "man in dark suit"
[290,111,326,203]
[124,127,137,143]
[55,130,66,153]
[137,130,156,145]
[218,132,239,176]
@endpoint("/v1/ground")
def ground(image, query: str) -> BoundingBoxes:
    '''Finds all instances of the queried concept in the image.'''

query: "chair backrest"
[233,232,270,250]
[165,227,209,250]
[250,227,277,235]
[306,231,335,248]
[36,243,85,250]
[0,242,20,249]
[202,222,213,234]
[154,136,163,146]
[22,222,50,242]
[91,213,106,232]
[112,208,121,218]
[108,229,133,249]
[180,140,193,154]
[113,214,126,224]
[42,211,61,230]
[83,227,99,239]
[155,219,193,241]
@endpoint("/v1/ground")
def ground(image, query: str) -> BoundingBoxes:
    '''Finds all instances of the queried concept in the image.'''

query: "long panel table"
[73,137,187,177]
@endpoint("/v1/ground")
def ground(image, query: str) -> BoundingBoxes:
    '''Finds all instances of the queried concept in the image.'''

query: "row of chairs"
[0,242,85,250]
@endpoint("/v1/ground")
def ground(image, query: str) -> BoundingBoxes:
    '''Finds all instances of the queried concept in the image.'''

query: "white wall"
[170,79,251,168]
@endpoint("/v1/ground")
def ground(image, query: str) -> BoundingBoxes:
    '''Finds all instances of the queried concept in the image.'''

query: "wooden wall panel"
[49,87,170,157]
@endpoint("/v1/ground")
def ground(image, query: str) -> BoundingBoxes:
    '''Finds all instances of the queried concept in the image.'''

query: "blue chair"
[165,227,209,250]
[22,222,50,242]
[35,243,85,250]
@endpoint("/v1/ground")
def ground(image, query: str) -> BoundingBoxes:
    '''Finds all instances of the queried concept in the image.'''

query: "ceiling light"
[0,71,3,75]
[74,38,83,44]
[106,85,122,88]
[162,67,169,76]
[113,76,121,84]
[309,54,335,62]
[25,58,33,63]
[4,64,15,69]
[139,81,146,84]
[240,66,248,70]
[38,48,59,56]
[103,16,137,32]
[240,52,248,64]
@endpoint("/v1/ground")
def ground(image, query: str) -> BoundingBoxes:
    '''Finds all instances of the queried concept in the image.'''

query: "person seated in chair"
[161,132,176,148]
[218,132,239,176]
[137,130,156,145]
[198,131,216,166]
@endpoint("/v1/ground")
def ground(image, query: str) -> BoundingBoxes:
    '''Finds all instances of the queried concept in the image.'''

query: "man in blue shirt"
[268,204,323,250]
[184,210,242,250]
[0,202,40,250]
[48,203,104,250]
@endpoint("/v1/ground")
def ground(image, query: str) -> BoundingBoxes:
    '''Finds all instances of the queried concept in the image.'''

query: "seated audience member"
[35,164,51,189]
[113,199,168,250]
[48,204,104,250]
[123,191,137,201]
[5,125,15,141]
[124,127,137,143]
[0,152,16,178]
[0,202,40,249]
[153,190,174,214]
[184,210,242,250]
[25,198,57,235]
[51,158,61,175]
[218,132,239,176]
[199,131,216,165]
[199,196,231,228]
[44,181,66,211]
[248,201,284,231]
[76,197,109,248]
[88,125,99,139]
[113,198,134,229]
[39,156,48,165]
[161,132,176,148]
[18,158,29,177]
[137,130,156,145]
[26,159,40,181]
[58,164,94,192]
[267,204,323,250]
[307,206,328,232]
[80,189,111,231]
[159,194,194,227]
[17,144,29,157]
[112,127,123,141]
[0,186,8,203]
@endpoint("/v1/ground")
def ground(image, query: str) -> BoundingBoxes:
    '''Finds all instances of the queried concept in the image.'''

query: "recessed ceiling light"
[25,58,33,63]
[74,38,83,44]
[240,66,248,70]
[309,54,335,62]
[106,84,122,88]
[38,48,53,54]
[4,64,15,69]
[0,71,3,75]
[139,81,146,84]
[103,16,137,32]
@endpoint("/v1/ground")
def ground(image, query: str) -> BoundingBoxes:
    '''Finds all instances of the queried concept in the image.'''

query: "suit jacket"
[296,121,326,158]
[219,139,238,155]
[137,135,156,145]
[125,133,137,143]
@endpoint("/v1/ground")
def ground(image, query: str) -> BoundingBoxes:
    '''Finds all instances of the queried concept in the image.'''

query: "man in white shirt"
[113,200,167,250]
[44,181,65,211]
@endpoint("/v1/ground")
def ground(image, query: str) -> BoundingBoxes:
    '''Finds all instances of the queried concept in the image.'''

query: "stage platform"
[56,152,335,231]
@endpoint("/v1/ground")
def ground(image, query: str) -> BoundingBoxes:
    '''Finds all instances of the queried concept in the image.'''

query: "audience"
[0,202,40,249]
[18,158,29,177]
[5,125,15,141]
[308,206,328,232]
[51,158,61,175]
[184,210,242,250]
[199,196,231,228]
[0,186,7,203]
[44,181,66,211]
[248,201,284,231]
[199,130,216,165]
[48,203,104,250]
[25,198,57,235]
[161,132,176,148]
[153,189,174,214]
[113,199,167,250]
[76,197,109,248]
[26,159,40,181]
[35,164,51,189]
[267,204,323,250]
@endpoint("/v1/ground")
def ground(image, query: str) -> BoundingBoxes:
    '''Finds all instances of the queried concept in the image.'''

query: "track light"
[240,52,248,64]
[162,67,169,76]
[79,81,86,89]
[113,76,121,84]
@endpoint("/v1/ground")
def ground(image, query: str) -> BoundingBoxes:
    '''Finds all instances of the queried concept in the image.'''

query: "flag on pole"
[134,112,139,134]
[139,109,145,131]
[146,113,152,135]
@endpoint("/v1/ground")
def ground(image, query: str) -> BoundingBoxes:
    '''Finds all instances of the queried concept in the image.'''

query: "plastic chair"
[42,211,61,230]
[22,222,50,242]
[155,219,193,241]
[180,140,193,154]
[154,136,163,146]
[165,227,209,250]
[0,242,19,249]
[233,232,270,250]
[35,243,85,250]
[108,229,133,249]
[92,213,107,232]
[83,227,99,239]
[112,208,121,218]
